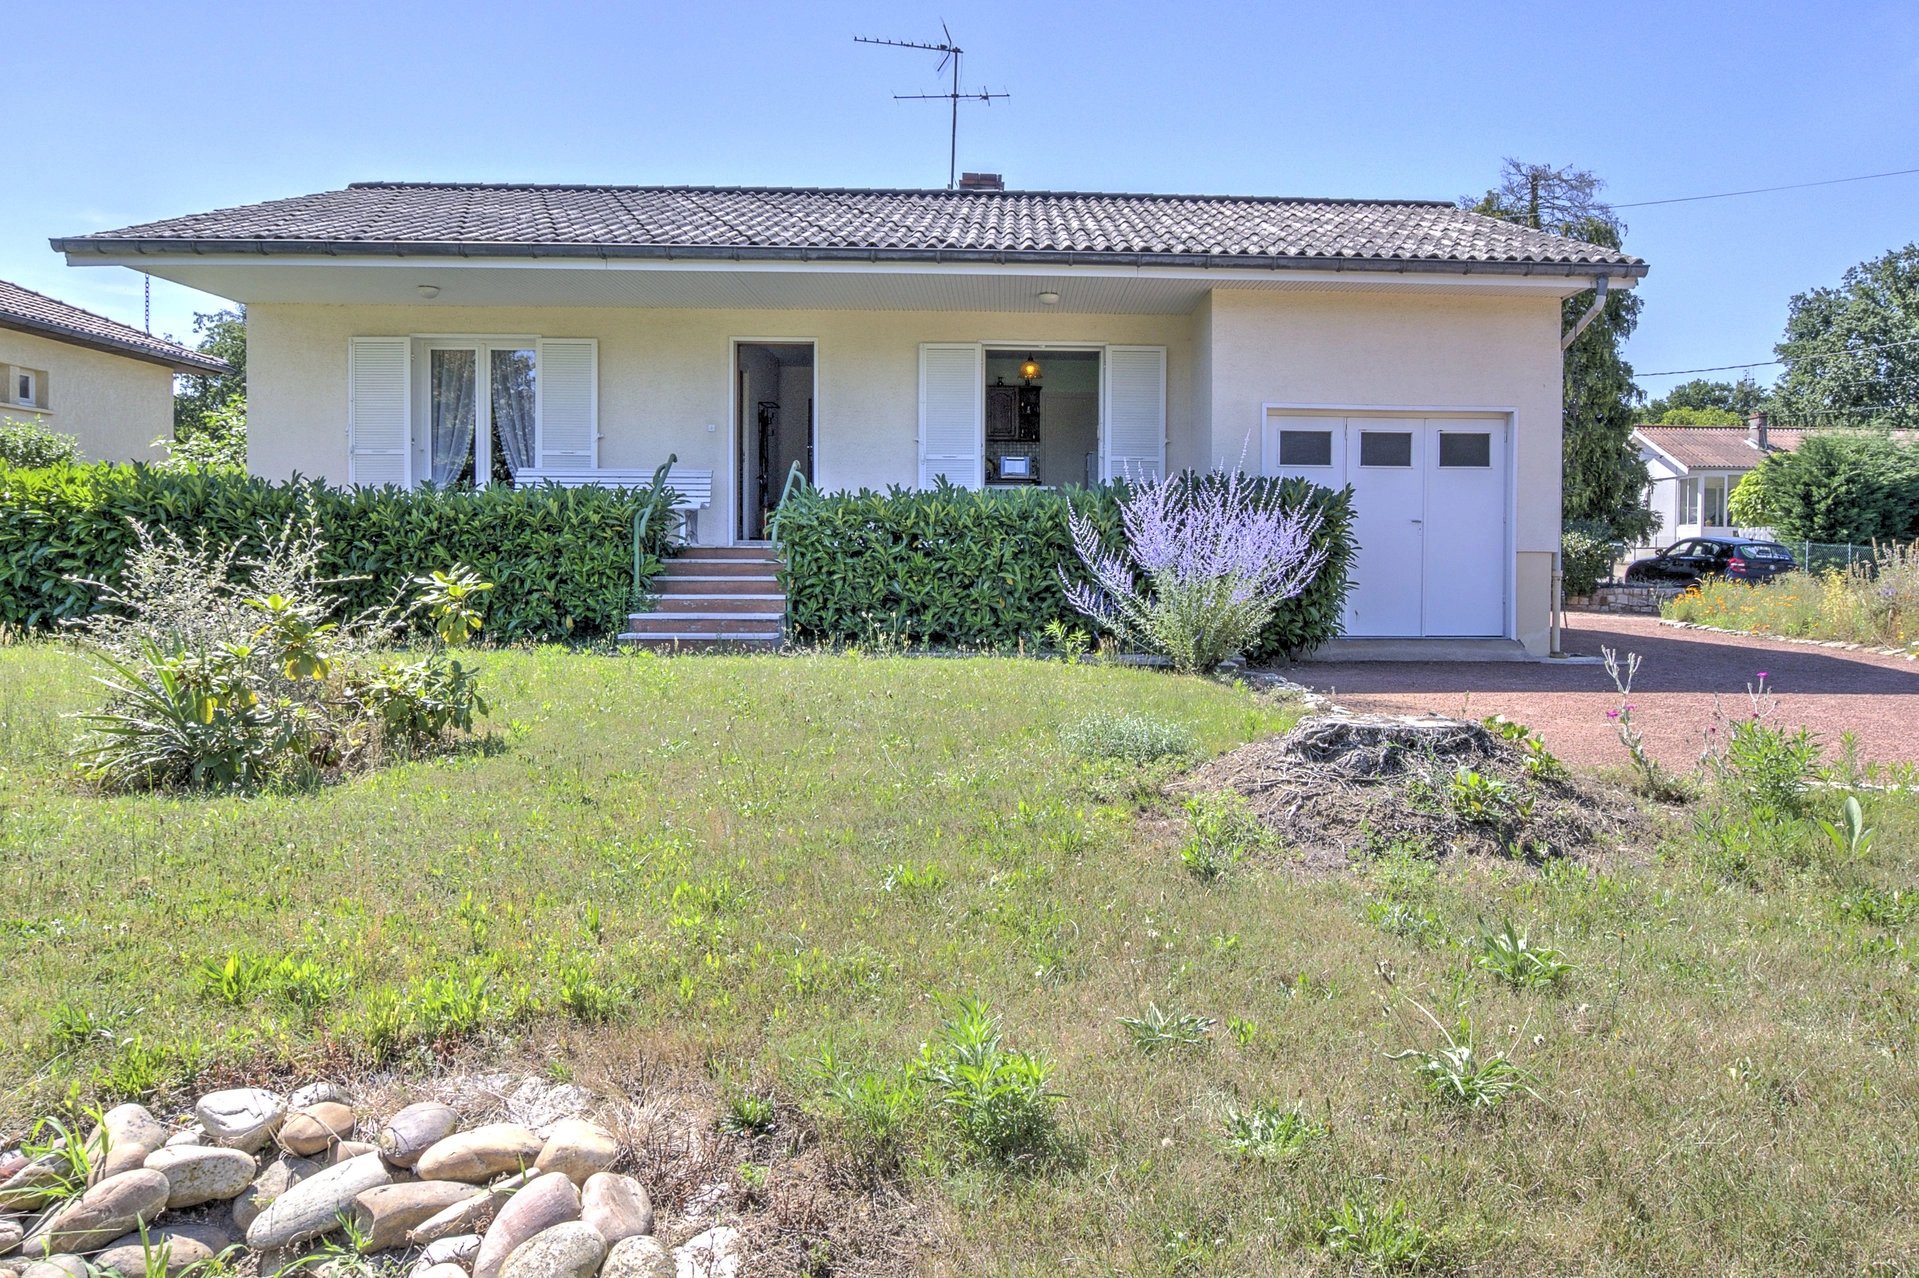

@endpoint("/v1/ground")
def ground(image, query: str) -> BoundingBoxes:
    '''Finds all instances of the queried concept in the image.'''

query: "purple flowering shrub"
[1063,469,1327,673]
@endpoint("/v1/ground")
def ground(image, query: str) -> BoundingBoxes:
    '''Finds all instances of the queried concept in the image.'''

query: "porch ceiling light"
[416,284,441,299]
[1036,290,1060,305]
[1019,355,1042,382]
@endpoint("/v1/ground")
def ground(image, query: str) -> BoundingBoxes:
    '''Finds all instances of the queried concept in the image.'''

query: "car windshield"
[1738,543,1790,560]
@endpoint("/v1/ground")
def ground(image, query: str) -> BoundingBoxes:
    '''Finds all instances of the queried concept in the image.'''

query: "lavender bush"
[1063,469,1327,673]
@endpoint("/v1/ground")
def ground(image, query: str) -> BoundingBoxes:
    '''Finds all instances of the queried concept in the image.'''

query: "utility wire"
[1614,166,1919,209]
[1639,333,1919,379]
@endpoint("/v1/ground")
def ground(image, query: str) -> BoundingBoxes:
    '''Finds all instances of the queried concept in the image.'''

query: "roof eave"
[0,314,231,375]
[49,236,1647,279]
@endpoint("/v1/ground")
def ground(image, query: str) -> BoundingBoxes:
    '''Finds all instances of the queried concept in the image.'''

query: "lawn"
[2,644,1917,1276]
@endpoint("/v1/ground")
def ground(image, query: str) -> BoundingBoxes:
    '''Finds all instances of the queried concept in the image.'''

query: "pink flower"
[1606,709,1620,720]
[1756,671,1768,680]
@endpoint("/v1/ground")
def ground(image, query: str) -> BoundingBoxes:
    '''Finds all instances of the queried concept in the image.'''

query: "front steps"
[619,545,785,650]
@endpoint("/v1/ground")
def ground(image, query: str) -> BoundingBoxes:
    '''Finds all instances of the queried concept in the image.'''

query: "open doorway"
[982,349,1100,487]
[736,342,815,541]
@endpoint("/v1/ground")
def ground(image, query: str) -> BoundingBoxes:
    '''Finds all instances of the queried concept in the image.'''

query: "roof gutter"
[0,315,230,375]
[50,236,1649,281]
[1560,275,1610,350]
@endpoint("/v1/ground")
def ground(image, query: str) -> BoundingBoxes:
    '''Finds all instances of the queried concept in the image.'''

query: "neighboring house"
[52,179,1644,655]
[0,278,230,461]
[1632,414,1797,544]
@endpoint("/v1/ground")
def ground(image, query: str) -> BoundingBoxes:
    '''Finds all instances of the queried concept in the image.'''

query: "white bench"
[514,466,713,540]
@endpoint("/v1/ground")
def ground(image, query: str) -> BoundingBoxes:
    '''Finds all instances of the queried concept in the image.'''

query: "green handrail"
[766,461,810,549]
[632,453,679,611]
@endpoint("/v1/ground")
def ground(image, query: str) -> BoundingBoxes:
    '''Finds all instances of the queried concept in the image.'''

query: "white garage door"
[1264,412,1509,638]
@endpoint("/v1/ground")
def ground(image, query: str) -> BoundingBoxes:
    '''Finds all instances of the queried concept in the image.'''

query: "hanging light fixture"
[1019,353,1042,382]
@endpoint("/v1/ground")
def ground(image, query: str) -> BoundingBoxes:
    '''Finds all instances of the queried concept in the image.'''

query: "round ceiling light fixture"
[1036,290,1060,305]
[1019,355,1042,382]
[416,284,441,299]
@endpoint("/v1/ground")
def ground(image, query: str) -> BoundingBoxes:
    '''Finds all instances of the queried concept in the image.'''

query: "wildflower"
[1756,671,1768,680]
[1606,709,1620,720]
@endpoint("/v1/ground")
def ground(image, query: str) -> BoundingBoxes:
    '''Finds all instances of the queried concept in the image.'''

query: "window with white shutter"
[1102,345,1167,482]
[535,338,598,470]
[347,337,410,487]
[918,342,984,489]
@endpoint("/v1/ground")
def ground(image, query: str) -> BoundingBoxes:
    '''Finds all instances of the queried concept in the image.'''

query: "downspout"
[1561,274,1610,350]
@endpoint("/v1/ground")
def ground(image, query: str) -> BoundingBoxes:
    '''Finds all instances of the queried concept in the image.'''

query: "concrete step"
[661,558,781,577]
[655,574,782,594]
[627,614,784,636]
[675,545,780,561]
[641,594,785,614]
[619,633,784,650]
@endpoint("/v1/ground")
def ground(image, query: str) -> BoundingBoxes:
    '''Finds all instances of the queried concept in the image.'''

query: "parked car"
[1624,538,1797,585]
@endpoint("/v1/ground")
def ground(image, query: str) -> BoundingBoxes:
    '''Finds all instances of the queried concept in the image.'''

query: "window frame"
[410,336,539,488]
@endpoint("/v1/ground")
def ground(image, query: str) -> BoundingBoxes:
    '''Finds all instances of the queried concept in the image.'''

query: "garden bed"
[1179,711,1646,870]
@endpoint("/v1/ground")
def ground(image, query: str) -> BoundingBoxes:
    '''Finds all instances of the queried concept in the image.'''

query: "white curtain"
[428,349,477,485]
[490,348,537,478]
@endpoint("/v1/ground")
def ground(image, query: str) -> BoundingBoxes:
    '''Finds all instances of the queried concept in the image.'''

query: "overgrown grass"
[1664,544,1919,649]
[2,644,1917,1275]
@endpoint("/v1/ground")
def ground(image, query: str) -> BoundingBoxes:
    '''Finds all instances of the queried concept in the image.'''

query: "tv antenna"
[855,23,1008,189]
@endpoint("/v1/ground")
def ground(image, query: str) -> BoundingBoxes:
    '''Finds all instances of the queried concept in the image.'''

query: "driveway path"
[1277,615,1919,769]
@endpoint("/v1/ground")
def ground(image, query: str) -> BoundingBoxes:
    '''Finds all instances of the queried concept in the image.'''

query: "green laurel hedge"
[776,478,1354,658]
[0,463,676,639]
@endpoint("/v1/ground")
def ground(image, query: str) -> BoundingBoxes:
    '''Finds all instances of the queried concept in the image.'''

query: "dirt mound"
[1179,712,1643,871]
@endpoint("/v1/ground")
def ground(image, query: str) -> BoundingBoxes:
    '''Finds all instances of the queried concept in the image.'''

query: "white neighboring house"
[1632,413,1796,545]
[52,178,1647,655]
[0,278,230,461]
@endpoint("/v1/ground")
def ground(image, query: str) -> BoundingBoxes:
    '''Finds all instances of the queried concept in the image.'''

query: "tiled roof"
[0,279,231,374]
[51,184,1646,277]
[1633,426,1803,471]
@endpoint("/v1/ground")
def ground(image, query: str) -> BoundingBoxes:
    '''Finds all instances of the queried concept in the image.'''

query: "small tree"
[1063,470,1326,674]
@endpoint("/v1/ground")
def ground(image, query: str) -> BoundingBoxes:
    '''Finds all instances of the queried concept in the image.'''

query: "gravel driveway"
[1280,614,1919,769]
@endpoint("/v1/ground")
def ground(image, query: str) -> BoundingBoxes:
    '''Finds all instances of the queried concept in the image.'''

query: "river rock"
[25,1168,169,1255]
[0,1216,22,1251]
[416,1266,470,1278]
[602,1235,674,1278]
[230,1152,322,1234]
[675,1226,745,1278]
[500,1221,606,1278]
[92,1220,233,1276]
[581,1172,653,1243]
[21,1259,89,1278]
[91,1104,171,1182]
[0,1155,68,1211]
[194,1089,285,1150]
[418,1232,482,1266]
[534,1118,619,1183]
[472,1171,581,1278]
[408,1180,507,1244]
[144,1144,256,1210]
[288,1082,350,1109]
[376,1101,459,1169]
[163,1128,207,1148]
[245,1151,393,1251]
[415,1123,543,1184]
[278,1102,356,1156]
[350,1180,482,1252]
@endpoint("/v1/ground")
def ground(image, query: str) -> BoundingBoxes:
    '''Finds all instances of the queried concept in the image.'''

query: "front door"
[735,342,816,540]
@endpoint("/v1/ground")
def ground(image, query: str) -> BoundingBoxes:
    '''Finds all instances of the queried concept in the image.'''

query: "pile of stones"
[0,1084,741,1277]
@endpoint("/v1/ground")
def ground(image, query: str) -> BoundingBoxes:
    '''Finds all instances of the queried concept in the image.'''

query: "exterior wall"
[0,328,173,461]
[247,303,1195,542]
[1201,288,1566,653]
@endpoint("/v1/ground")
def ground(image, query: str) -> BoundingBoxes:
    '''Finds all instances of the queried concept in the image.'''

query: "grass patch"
[1,644,1917,1274]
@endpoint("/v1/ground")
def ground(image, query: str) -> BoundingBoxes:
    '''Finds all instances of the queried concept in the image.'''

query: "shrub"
[1061,710,1196,764]
[918,997,1060,1166]
[1560,523,1616,596]
[1752,432,1919,544]
[155,394,247,472]
[1064,468,1328,672]
[0,418,81,468]
[778,477,1354,658]
[0,462,675,636]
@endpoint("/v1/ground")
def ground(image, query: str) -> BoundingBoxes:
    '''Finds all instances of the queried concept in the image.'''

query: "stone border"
[1656,617,1918,661]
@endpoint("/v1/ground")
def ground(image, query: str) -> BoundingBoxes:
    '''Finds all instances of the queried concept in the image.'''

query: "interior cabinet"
[986,382,1041,443]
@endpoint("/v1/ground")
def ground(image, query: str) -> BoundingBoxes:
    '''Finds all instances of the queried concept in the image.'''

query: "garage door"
[1264,412,1509,638]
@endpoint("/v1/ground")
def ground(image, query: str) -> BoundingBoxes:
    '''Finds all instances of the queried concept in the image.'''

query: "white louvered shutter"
[536,338,599,469]
[918,343,983,489]
[346,338,410,487]
[1103,345,1168,481]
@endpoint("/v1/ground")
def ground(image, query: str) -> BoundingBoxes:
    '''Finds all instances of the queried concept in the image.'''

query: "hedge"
[0,463,677,639]
[776,477,1355,658]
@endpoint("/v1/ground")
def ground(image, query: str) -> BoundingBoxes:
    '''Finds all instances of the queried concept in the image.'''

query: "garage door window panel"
[1359,431,1414,468]
[1279,429,1334,468]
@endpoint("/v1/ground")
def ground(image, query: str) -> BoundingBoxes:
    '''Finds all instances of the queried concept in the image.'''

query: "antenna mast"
[855,23,1008,188]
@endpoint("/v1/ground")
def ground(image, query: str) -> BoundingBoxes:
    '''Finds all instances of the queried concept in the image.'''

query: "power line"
[1638,333,1919,379]
[1614,165,1919,209]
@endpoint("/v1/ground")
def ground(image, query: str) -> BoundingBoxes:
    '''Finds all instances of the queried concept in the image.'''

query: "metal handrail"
[766,461,810,642]
[631,452,679,611]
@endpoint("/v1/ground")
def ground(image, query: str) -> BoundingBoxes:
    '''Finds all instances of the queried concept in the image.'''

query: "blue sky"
[7,0,1916,398]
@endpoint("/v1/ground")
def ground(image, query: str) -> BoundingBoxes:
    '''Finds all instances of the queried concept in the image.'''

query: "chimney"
[958,172,1005,191]
[1748,411,1769,451]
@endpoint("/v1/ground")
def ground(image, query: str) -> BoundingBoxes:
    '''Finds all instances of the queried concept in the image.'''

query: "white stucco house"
[52,180,1644,655]
[0,279,229,461]
[1632,414,1793,544]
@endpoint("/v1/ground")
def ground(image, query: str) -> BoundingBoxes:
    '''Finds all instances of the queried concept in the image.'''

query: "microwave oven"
[997,454,1035,480]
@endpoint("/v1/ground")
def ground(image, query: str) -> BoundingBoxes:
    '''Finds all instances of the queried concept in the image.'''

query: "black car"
[1625,538,1797,585]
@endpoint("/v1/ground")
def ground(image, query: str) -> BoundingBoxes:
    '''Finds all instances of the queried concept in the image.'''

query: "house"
[0,278,230,461]
[1632,413,1797,544]
[51,180,1644,655]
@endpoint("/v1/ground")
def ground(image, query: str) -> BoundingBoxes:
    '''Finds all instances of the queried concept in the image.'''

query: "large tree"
[1771,245,1919,425]
[1465,161,1652,539]
[1644,375,1767,423]
[171,307,246,437]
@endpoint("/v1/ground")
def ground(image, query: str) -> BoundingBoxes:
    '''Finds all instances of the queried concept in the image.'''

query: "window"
[7,366,45,409]
[1358,430,1413,467]
[1702,474,1727,527]
[1679,478,1700,525]
[416,340,538,486]
[1279,429,1333,467]
[1437,432,1492,468]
